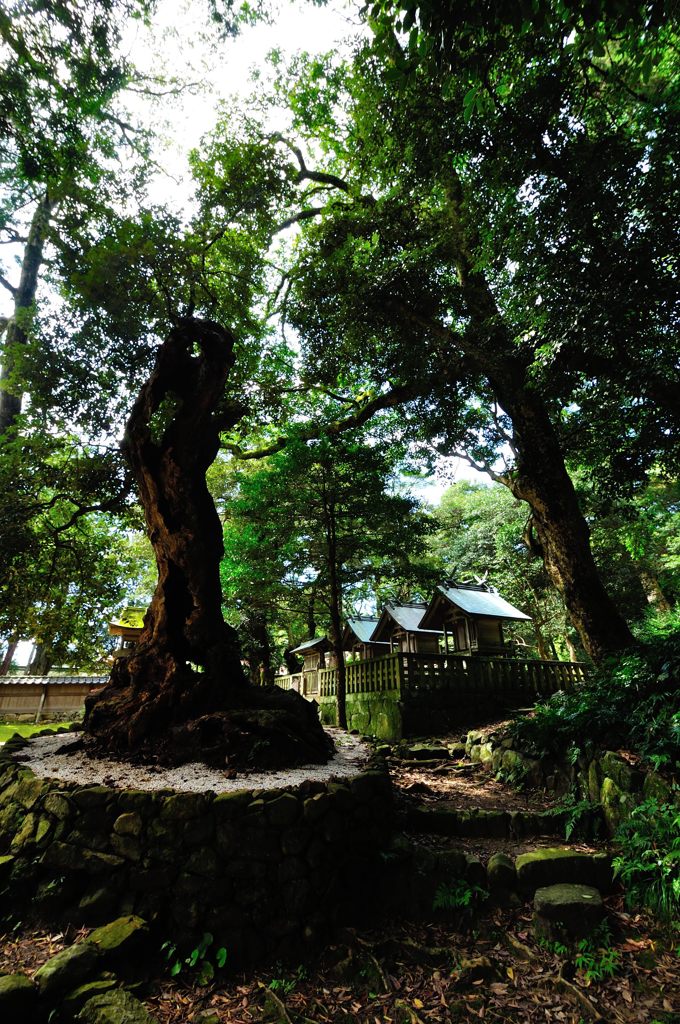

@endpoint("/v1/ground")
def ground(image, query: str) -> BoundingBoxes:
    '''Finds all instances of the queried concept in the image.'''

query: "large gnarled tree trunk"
[85,318,332,768]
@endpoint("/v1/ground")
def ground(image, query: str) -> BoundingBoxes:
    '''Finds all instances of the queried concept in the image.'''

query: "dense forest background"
[0,0,677,680]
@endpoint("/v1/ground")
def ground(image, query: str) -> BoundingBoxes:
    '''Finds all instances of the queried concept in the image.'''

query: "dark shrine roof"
[370,602,443,643]
[419,584,531,629]
[290,636,330,655]
[344,617,387,645]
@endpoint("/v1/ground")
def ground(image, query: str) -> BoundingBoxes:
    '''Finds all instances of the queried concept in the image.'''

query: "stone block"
[86,915,150,963]
[515,848,612,892]
[43,792,74,820]
[9,776,45,810]
[281,825,312,857]
[532,883,604,942]
[62,979,118,1018]
[487,853,516,891]
[76,988,157,1024]
[464,854,487,889]
[265,792,300,827]
[72,787,113,812]
[159,793,211,821]
[600,776,637,835]
[113,813,143,837]
[303,793,332,822]
[0,973,38,1016]
[185,847,221,878]
[643,771,672,803]
[110,835,142,862]
[34,941,100,997]
[599,752,644,794]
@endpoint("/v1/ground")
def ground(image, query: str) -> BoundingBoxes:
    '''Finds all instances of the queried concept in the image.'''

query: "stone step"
[401,803,572,840]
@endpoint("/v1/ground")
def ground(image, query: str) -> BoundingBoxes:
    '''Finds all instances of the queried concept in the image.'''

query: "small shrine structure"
[342,617,389,661]
[419,582,531,657]
[369,602,442,654]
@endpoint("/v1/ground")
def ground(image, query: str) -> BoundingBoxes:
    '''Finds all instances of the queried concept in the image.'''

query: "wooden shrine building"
[418,582,531,657]
[342,617,390,661]
[370,602,443,654]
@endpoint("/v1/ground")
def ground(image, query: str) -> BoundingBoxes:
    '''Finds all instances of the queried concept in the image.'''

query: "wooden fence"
[276,651,587,702]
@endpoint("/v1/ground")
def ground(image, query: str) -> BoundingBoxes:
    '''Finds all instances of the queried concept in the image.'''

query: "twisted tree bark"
[85,318,333,768]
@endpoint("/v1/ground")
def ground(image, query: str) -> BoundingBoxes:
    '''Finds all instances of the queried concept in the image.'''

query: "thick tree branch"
[269,134,350,193]
[223,381,427,461]
[273,207,326,234]
[0,273,16,297]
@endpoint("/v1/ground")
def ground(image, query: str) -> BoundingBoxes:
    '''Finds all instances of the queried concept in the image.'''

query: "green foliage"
[507,637,680,769]
[161,932,227,985]
[430,481,580,660]
[432,879,488,911]
[551,793,603,842]
[613,799,680,923]
[538,921,620,983]
[220,429,433,674]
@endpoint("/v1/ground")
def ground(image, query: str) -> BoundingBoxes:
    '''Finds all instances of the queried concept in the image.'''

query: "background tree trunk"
[0,193,56,435]
[85,319,332,768]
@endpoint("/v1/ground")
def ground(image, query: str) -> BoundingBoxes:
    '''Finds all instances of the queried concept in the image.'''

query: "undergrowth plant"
[507,636,680,769]
[613,798,680,923]
[538,922,621,984]
[161,932,227,985]
[433,879,488,911]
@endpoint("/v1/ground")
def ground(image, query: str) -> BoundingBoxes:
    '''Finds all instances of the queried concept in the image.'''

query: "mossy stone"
[516,848,611,892]
[113,813,143,838]
[79,887,119,921]
[213,790,252,820]
[303,793,332,822]
[110,835,142,862]
[407,742,450,760]
[533,883,604,941]
[479,742,495,769]
[10,811,37,851]
[86,915,150,962]
[599,752,643,794]
[265,792,300,827]
[76,987,157,1023]
[72,787,113,812]
[0,853,15,879]
[643,771,672,803]
[10,775,45,809]
[185,846,221,877]
[34,941,100,997]
[0,973,38,1015]
[281,825,312,856]
[160,793,210,821]
[487,853,516,891]
[62,978,119,1016]
[44,792,74,819]
[600,776,636,835]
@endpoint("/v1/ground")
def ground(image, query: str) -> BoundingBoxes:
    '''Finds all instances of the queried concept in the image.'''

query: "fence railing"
[275,652,588,702]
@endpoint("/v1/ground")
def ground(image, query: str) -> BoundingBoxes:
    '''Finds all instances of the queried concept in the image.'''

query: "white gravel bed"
[12,728,371,793]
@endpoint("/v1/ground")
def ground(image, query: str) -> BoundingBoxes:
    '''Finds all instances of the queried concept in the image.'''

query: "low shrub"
[612,799,680,923]
[506,635,680,770]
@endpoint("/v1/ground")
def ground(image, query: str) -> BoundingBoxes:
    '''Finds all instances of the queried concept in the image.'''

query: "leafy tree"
[0,0,156,433]
[431,481,583,661]
[222,428,432,725]
[198,7,678,661]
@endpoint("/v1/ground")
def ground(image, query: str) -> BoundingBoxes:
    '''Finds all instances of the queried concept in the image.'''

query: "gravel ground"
[13,728,370,793]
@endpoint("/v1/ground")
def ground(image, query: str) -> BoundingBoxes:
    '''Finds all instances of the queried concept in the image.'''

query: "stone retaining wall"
[0,735,392,966]
[318,691,521,742]
[465,729,678,835]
